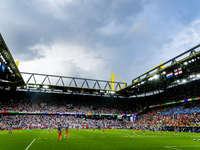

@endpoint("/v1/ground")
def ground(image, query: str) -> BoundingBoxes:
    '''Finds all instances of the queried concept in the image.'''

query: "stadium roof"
[0,33,25,86]
[0,33,126,95]
[1,32,200,98]
[17,72,126,96]
[117,44,200,97]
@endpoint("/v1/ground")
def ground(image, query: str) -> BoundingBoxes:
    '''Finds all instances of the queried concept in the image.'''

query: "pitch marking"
[25,138,36,150]
[164,145,200,150]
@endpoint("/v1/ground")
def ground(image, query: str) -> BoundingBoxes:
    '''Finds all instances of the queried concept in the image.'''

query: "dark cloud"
[1,0,146,62]
[1,0,200,83]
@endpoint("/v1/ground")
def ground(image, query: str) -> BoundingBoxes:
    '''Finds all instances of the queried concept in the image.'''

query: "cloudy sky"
[1,0,200,85]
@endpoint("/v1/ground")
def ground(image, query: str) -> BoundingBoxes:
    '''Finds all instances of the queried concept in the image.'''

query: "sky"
[1,0,200,85]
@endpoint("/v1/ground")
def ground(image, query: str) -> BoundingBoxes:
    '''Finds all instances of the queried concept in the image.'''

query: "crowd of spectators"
[1,79,200,115]
[0,114,124,129]
[0,91,139,115]
[1,79,200,130]
[133,101,200,128]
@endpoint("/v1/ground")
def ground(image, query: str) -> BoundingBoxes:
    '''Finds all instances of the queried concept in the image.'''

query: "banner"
[166,71,173,78]
[130,114,137,122]
[130,116,133,122]
[1,62,5,72]
[149,97,200,108]
[133,114,137,122]
[174,67,182,75]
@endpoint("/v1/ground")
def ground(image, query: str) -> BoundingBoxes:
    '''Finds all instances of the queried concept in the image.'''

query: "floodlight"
[43,85,49,89]
[110,91,115,94]
[148,77,153,81]
[183,62,188,65]
[153,75,159,79]
[182,79,186,83]
[0,56,6,62]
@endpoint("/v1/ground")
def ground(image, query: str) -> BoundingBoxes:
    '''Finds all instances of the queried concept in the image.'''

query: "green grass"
[1,129,200,150]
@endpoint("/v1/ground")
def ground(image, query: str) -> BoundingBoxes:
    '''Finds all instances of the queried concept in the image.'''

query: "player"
[192,127,195,134]
[57,123,62,142]
[156,127,159,134]
[174,127,177,136]
[76,125,79,133]
[101,127,105,134]
[160,127,162,135]
[48,125,52,133]
[142,127,145,135]
[163,126,166,133]
[176,127,180,135]
[149,127,152,133]
[64,124,69,138]
[8,125,13,135]
[133,127,135,134]
[82,125,84,131]
[98,125,100,130]
[93,127,95,132]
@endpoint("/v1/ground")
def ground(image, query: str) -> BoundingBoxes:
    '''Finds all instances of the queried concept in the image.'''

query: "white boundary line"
[164,145,200,150]
[25,138,36,150]
[164,146,181,150]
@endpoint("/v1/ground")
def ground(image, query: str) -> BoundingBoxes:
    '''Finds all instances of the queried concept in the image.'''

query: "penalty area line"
[25,138,36,150]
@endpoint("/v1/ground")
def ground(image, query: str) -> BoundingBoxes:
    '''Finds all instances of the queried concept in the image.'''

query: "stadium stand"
[1,33,200,134]
[1,78,200,132]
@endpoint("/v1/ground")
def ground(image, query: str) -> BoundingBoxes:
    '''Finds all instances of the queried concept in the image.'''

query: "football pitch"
[1,129,200,150]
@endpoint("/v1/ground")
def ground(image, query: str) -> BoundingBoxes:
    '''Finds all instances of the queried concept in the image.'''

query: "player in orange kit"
[64,124,70,138]
[57,123,62,142]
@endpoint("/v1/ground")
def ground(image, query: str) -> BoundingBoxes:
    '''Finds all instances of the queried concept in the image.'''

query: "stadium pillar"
[16,61,19,67]
[111,73,127,91]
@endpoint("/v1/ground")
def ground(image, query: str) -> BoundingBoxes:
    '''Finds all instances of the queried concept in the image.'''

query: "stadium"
[1,33,200,150]
[1,1,200,150]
